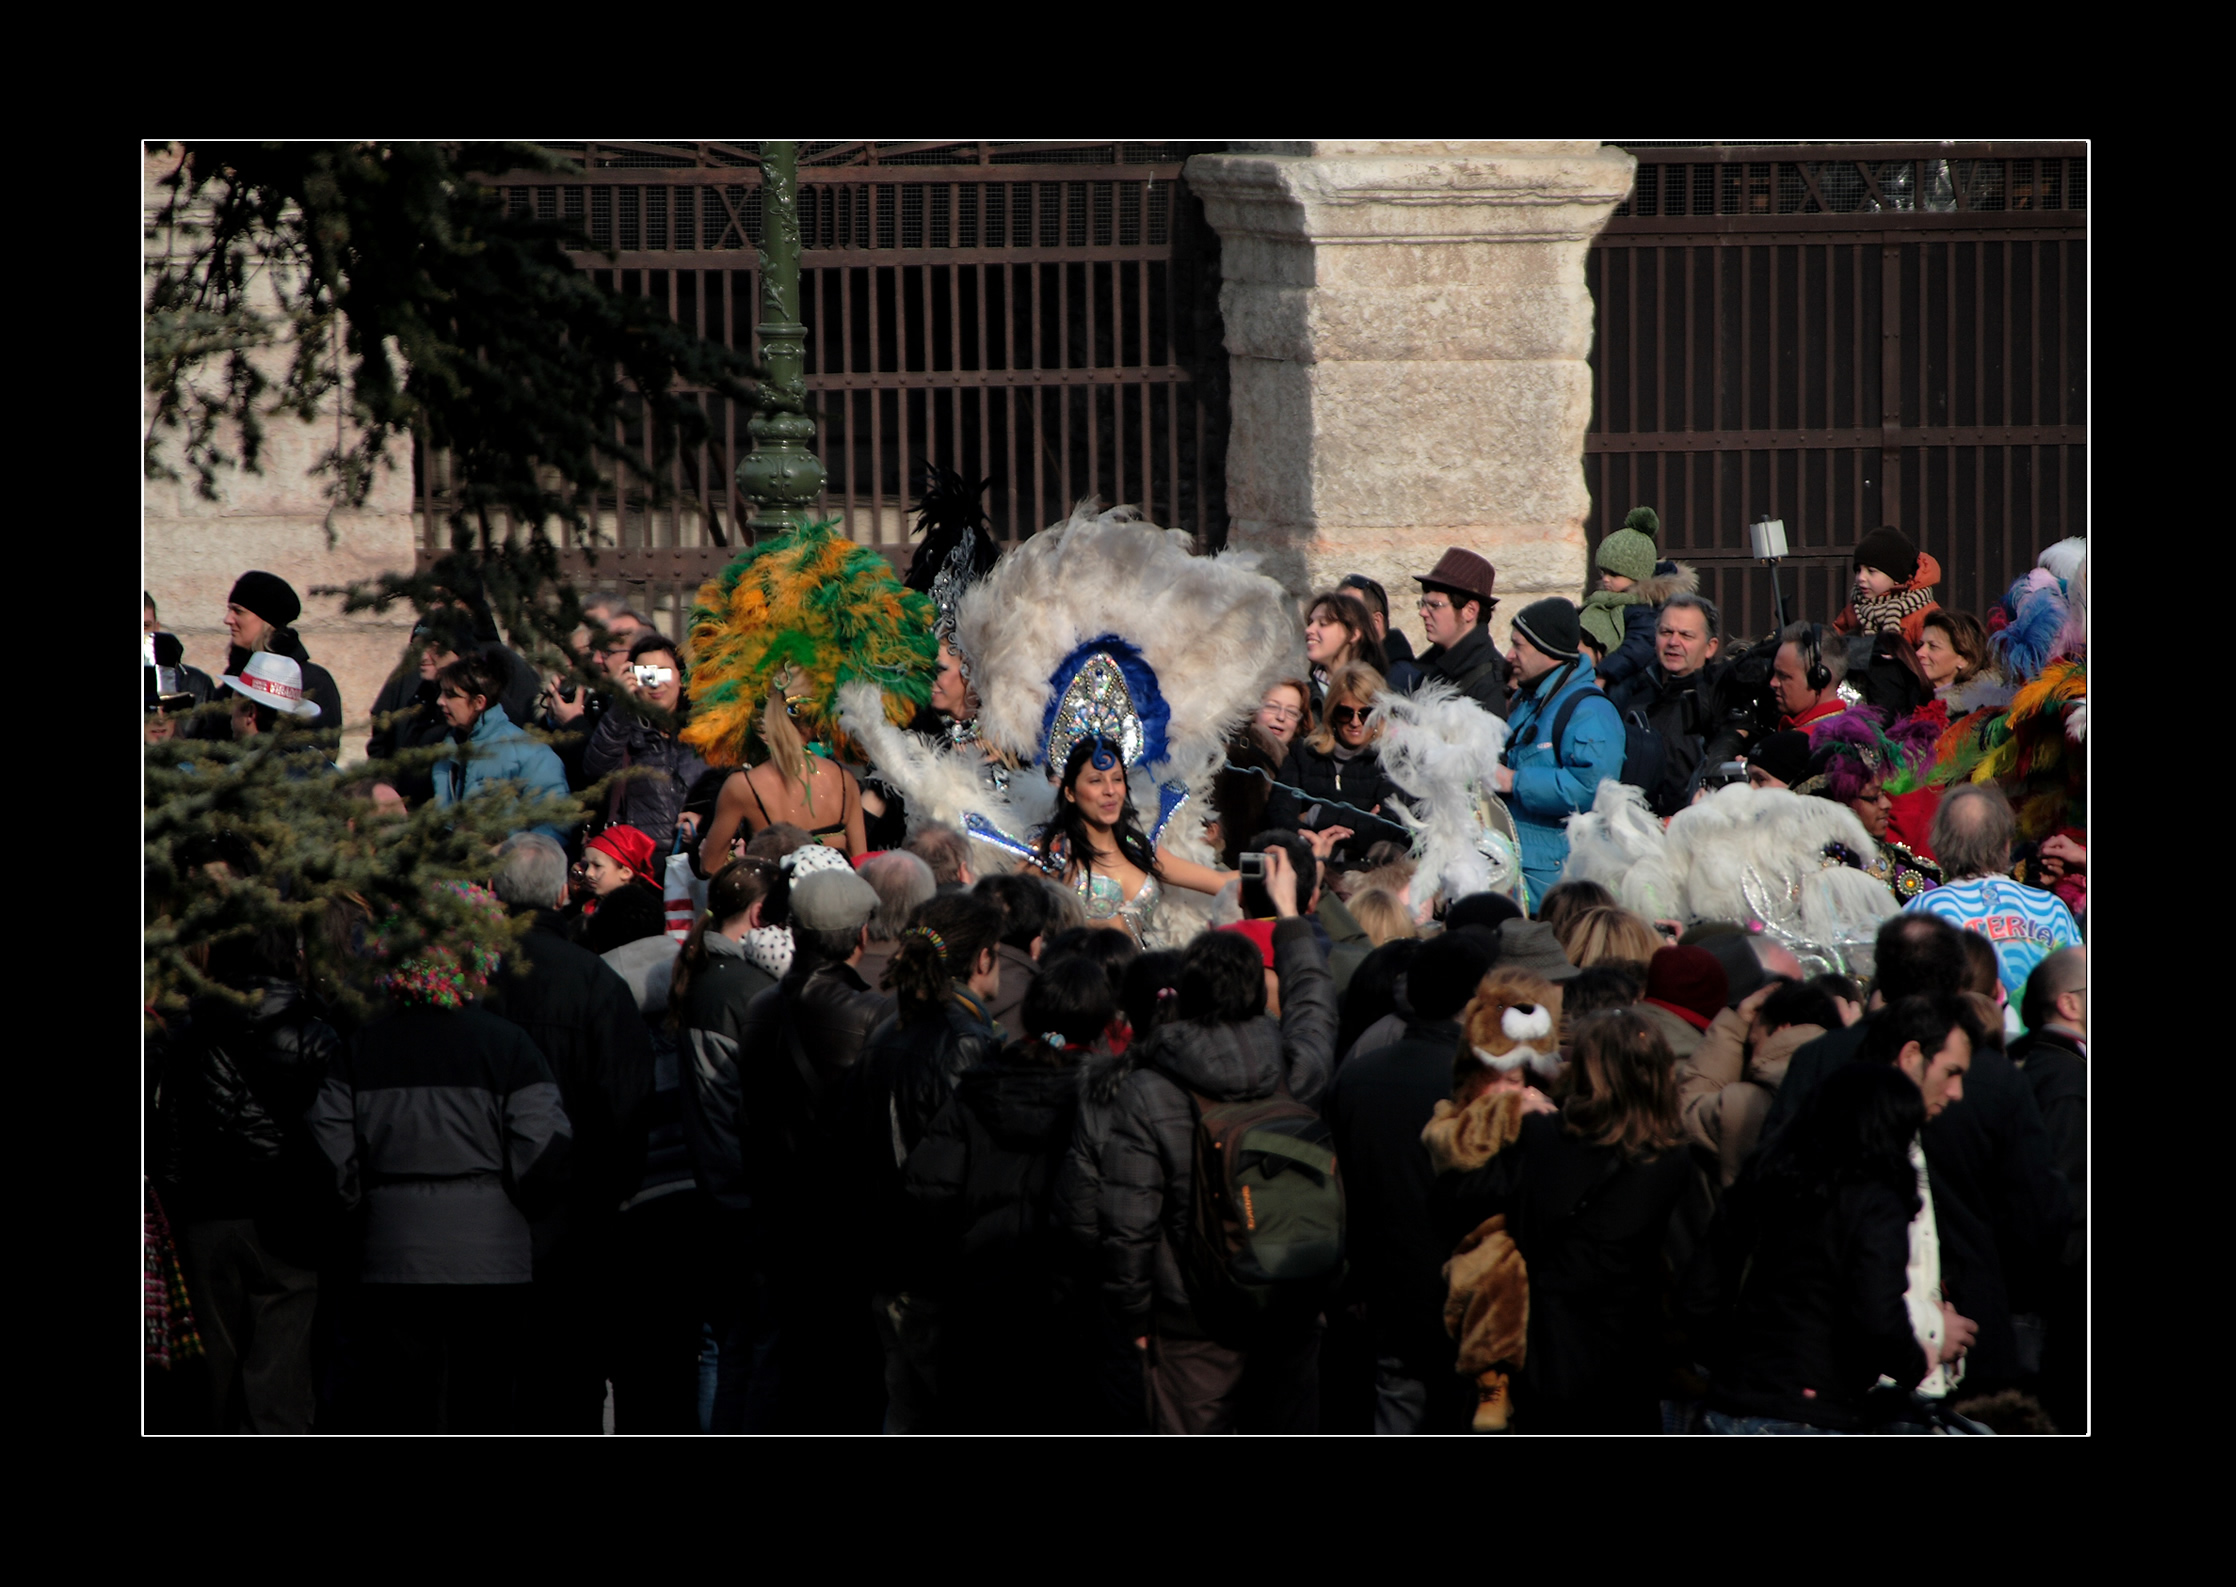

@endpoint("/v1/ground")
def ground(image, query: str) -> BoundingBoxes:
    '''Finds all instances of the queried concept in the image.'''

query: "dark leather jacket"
[737,958,894,1244]
[153,979,342,1259]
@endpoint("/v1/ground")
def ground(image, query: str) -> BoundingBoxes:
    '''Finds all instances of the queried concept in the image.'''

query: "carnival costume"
[841,501,1300,948]
[680,518,939,771]
[902,464,1012,797]
[1794,709,1943,903]
[1561,779,1899,977]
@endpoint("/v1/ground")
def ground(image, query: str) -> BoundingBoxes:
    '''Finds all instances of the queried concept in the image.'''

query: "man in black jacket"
[1404,547,1509,720]
[483,832,657,1432]
[1326,929,1496,1434]
[2010,947,2086,1431]
[737,863,895,1430]
[1099,847,1339,1433]
[153,925,341,1433]
[1762,913,2072,1399]
[1609,592,1726,816]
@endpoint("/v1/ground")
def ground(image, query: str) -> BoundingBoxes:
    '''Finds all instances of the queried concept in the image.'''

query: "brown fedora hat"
[1415,546,1498,610]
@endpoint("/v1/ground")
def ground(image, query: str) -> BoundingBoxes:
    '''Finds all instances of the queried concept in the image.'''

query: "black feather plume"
[904,463,999,593]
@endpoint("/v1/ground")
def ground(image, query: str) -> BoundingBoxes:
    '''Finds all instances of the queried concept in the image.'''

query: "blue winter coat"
[431,703,575,841]
[1503,654,1626,900]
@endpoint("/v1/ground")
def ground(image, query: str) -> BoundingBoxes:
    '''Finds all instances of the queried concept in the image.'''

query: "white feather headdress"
[955,502,1302,793]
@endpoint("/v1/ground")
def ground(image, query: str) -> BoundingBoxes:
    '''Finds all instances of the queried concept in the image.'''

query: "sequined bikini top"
[1076,867,1160,940]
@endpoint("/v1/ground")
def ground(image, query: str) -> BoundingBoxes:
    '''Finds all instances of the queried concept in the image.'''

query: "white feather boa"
[837,681,1050,874]
[1371,681,1519,908]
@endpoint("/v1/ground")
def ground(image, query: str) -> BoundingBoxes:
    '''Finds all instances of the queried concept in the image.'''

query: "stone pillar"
[1184,140,1635,656]
[143,147,418,764]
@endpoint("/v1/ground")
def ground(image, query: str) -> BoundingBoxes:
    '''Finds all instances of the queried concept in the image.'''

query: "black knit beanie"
[1511,597,1582,662]
[228,570,302,628]
[1853,527,1919,586]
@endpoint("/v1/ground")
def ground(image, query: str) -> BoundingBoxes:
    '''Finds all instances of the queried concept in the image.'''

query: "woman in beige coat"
[1676,979,1848,1185]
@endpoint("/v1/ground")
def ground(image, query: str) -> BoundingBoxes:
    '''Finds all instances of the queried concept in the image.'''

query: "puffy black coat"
[737,960,894,1257]
[844,987,1004,1292]
[1261,742,1410,861]
[1095,918,1337,1336]
[1705,1176,1931,1429]
[1431,1115,1695,1432]
[570,879,668,958]
[675,934,779,1214]
[309,1005,572,1284]
[1326,1017,1465,1382]
[904,1055,1095,1430]
[482,913,656,1237]
[154,979,342,1262]
[583,704,711,845]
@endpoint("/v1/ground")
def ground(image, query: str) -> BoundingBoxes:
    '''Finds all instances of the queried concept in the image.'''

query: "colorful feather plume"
[681,519,938,769]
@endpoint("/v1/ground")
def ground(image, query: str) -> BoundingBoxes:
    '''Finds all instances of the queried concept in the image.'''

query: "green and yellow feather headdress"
[681,519,938,768]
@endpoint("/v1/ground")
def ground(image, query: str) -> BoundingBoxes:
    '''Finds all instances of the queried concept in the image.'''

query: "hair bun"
[1622,506,1660,539]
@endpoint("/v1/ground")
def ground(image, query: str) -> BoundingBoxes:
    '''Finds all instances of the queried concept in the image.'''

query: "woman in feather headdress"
[682,519,939,872]
[846,500,1299,945]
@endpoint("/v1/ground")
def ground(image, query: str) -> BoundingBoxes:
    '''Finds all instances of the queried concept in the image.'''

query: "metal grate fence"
[1586,142,2087,638]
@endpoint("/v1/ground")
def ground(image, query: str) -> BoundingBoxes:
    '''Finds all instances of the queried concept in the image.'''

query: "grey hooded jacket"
[1092,917,1336,1336]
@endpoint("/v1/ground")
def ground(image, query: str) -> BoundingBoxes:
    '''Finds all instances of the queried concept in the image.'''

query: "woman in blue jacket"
[429,652,575,842]
[1491,600,1627,908]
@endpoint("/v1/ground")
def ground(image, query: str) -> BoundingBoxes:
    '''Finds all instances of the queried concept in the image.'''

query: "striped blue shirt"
[1904,877,2082,1002]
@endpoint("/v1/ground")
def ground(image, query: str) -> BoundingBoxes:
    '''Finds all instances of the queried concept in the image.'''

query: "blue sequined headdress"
[1040,636,1170,774]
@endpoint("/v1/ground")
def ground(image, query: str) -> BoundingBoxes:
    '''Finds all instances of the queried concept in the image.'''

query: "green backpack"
[1157,1070,1347,1348]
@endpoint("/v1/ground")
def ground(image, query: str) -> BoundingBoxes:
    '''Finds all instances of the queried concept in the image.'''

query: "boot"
[1471,1369,1512,1433]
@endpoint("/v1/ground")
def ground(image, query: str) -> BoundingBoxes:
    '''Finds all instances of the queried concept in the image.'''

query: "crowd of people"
[144,495,2087,1436]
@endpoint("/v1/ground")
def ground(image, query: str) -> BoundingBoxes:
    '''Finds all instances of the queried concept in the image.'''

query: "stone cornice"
[1185,143,1636,249]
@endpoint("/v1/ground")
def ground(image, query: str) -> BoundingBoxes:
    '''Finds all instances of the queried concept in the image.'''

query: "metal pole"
[737,141,826,538]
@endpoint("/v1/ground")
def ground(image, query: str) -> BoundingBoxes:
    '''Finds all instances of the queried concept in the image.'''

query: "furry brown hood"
[1633,562,1699,607]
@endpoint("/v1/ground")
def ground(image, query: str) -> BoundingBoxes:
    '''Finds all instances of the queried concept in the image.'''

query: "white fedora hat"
[221,651,323,720]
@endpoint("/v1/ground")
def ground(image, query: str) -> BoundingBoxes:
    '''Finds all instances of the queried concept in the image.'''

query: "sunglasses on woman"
[1329,704,1373,726]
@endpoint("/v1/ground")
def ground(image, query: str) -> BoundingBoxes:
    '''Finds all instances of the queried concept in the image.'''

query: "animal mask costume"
[1459,967,1565,1088]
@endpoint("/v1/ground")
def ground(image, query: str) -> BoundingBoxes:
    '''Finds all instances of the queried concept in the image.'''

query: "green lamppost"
[736,140,826,538]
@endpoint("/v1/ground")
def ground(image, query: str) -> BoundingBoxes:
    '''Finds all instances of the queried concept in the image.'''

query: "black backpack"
[1545,686,1670,806]
[1155,1068,1347,1349]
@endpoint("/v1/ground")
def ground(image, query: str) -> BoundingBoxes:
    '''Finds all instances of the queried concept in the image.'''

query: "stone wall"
[1184,140,1634,656]
[143,146,418,764]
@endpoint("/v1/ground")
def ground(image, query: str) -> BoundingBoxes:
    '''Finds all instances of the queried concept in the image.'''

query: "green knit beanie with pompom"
[1596,506,1661,584]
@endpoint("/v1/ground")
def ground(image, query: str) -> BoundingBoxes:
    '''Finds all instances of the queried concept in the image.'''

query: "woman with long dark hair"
[1035,735,1234,948]
[1702,1062,1936,1433]
[1427,1008,1695,1432]
[1303,590,1388,714]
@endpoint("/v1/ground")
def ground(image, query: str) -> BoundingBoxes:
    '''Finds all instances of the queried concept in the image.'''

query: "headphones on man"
[1800,623,1831,692]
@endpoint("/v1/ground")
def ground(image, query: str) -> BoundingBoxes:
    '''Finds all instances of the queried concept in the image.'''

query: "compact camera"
[633,664,676,690]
